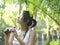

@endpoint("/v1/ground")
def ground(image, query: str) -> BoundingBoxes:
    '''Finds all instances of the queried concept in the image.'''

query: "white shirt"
[13,29,31,45]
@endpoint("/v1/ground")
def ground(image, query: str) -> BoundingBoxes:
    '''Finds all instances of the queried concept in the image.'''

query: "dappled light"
[0,0,60,45]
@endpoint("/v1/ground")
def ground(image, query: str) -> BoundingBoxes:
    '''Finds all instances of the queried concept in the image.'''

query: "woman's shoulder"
[28,28,36,43]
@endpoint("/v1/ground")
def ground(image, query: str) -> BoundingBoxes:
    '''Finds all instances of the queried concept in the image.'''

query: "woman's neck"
[19,24,28,31]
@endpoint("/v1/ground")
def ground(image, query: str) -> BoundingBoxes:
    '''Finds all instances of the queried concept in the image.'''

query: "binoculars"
[4,28,11,34]
[4,27,15,34]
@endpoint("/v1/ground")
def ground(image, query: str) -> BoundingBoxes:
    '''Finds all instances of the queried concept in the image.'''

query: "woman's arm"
[8,32,14,45]
[4,32,14,45]
[27,30,36,45]
[4,33,10,45]
[4,29,10,45]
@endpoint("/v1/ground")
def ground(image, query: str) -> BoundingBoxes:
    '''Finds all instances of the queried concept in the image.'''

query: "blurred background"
[0,0,60,45]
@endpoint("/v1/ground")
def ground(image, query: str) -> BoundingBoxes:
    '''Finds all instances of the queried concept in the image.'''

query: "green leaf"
[5,0,13,4]
[28,3,34,17]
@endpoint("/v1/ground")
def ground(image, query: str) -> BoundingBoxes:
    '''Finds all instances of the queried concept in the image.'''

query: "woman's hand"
[4,28,11,45]
[10,27,19,40]
[4,27,15,40]
[4,28,10,40]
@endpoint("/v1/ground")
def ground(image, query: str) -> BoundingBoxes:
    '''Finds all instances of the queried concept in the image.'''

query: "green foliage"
[28,3,34,17]
[18,0,25,4]
[50,41,59,45]
[5,0,13,4]
[0,0,60,45]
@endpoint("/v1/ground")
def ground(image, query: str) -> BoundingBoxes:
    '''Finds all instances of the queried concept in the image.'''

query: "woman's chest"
[17,31,25,39]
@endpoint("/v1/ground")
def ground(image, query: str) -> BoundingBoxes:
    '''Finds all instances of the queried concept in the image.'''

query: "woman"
[4,10,37,45]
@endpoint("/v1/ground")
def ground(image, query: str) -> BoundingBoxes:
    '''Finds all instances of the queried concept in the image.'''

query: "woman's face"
[17,13,24,23]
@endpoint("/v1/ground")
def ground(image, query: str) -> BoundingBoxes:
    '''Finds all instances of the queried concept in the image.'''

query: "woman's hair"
[22,10,37,28]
